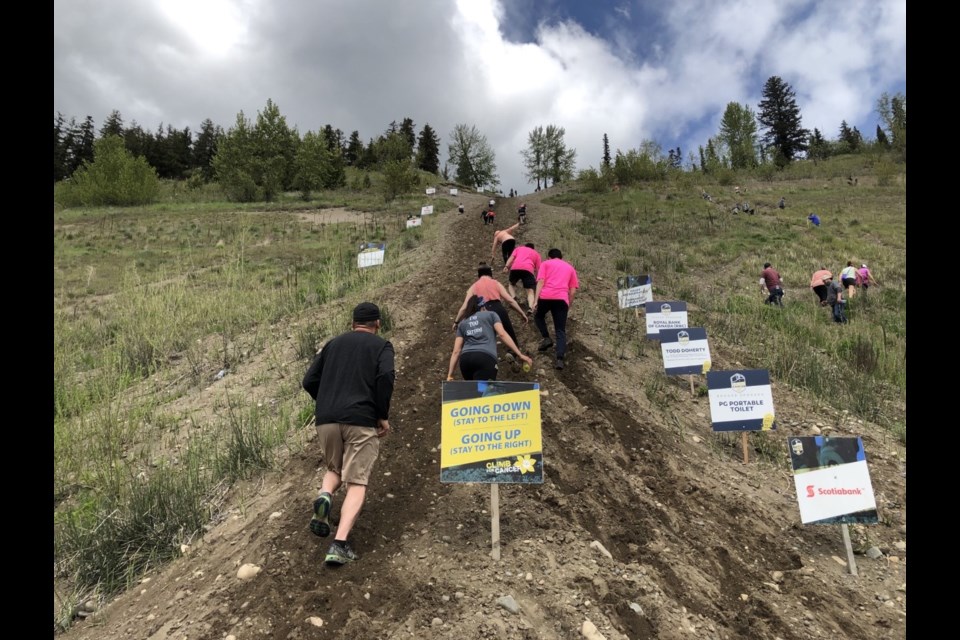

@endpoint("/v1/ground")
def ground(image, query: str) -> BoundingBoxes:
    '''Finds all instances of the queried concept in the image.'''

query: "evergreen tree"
[68,116,97,176]
[64,135,160,206]
[345,131,363,166]
[838,120,863,153]
[101,110,124,139]
[718,102,758,169]
[192,119,221,182]
[447,124,499,190]
[807,128,829,163]
[294,130,328,199]
[876,92,906,160]
[757,76,809,165]
[416,123,441,174]
[320,128,346,188]
[602,134,611,169]
[875,125,889,149]
[54,113,70,181]
[399,117,416,156]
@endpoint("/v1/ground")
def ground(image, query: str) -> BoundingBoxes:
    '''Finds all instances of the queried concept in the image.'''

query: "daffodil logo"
[514,455,537,474]
[762,413,775,431]
[701,360,711,374]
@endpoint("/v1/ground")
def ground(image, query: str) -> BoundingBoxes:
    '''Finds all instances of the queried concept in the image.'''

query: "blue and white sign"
[789,436,878,525]
[357,242,386,268]
[644,300,688,339]
[659,327,711,375]
[421,205,434,215]
[617,274,652,309]
[707,369,776,432]
[449,188,458,196]
[426,187,436,195]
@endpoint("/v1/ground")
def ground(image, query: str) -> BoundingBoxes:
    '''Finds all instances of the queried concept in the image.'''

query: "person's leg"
[534,303,550,341]
[312,423,345,537]
[525,286,536,311]
[334,483,367,541]
[490,301,518,346]
[547,300,570,359]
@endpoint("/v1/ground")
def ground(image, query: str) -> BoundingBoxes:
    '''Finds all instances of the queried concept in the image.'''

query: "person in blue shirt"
[807,213,821,227]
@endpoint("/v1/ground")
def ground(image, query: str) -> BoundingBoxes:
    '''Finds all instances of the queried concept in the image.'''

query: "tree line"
[54,75,904,206]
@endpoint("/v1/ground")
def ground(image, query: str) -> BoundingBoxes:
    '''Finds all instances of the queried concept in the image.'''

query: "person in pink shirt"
[503,243,542,313]
[452,263,528,350]
[533,248,580,369]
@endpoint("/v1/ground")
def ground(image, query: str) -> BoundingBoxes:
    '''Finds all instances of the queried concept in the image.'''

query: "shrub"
[61,136,160,207]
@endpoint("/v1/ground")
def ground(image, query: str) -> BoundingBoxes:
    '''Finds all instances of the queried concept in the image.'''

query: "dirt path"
[62,188,907,640]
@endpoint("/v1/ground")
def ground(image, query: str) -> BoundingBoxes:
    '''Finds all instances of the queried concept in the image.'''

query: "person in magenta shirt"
[503,243,542,313]
[533,248,579,369]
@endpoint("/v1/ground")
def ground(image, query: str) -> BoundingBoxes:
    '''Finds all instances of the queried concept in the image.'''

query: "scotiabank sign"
[788,436,878,525]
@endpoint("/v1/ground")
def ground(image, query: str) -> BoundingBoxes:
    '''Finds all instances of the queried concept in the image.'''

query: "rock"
[771,571,784,583]
[306,616,323,627]
[525,572,533,581]
[589,540,613,560]
[431,617,443,626]
[740,594,749,602]
[629,602,643,614]
[810,426,821,435]
[894,541,906,552]
[269,511,282,520]
[237,564,262,580]
[497,595,520,614]
[581,619,607,639]
[865,547,883,559]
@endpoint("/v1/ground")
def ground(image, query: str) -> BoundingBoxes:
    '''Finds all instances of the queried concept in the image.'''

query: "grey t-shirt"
[457,311,500,360]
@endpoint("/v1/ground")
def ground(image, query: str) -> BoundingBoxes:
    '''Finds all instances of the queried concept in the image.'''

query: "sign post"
[707,369,776,464]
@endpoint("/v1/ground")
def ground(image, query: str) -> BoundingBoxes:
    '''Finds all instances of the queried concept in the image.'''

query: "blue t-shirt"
[457,311,500,360]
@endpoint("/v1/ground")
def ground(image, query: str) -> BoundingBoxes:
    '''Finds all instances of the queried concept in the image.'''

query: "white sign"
[659,327,711,375]
[706,369,775,432]
[405,217,422,229]
[357,242,386,268]
[426,187,436,195]
[617,275,652,309]
[421,205,434,215]
[789,436,878,524]
[644,300,688,339]
[449,188,458,196]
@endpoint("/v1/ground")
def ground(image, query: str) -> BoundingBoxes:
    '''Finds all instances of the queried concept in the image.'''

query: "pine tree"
[101,110,124,138]
[875,125,889,149]
[757,76,809,165]
[807,128,829,163]
[345,131,364,166]
[54,112,70,181]
[602,133,611,169]
[416,123,441,174]
[192,119,221,182]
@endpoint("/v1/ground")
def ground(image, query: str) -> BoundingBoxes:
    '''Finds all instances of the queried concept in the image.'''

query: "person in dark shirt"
[302,302,395,565]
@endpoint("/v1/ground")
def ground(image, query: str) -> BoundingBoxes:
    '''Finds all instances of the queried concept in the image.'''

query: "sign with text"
[441,381,542,484]
[357,242,386,268]
[644,300,688,339]
[659,327,711,375]
[449,188,458,196]
[405,216,422,229]
[707,369,776,432]
[616,274,652,309]
[421,204,434,216]
[788,436,878,525]
[426,187,436,195]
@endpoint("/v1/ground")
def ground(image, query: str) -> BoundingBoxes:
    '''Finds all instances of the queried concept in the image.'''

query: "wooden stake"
[689,374,695,396]
[490,484,501,560]
[741,432,749,464]
[841,524,859,576]
[634,306,639,320]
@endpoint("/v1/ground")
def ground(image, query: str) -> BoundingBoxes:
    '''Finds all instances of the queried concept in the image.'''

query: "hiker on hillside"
[485,207,496,225]
[458,203,464,214]
[840,261,858,299]
[807,213,821,227]
[857,264,875,291]
[810,267,832,305]
[447,295,532,381]
[453,263,528,350]
[517,202,527,224]
[504,242,542,313]
[823,274,847,323]
[302,302,395,566]
[480,206,489,225]
[533,248,580,370]
[492,222,521,266]
[760,262,784,307]
[778,197,786,209]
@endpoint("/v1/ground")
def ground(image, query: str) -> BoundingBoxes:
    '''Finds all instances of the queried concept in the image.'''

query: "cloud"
[54,0,905,191]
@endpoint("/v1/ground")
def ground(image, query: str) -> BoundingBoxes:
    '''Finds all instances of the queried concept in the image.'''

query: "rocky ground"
[59,188,907,640]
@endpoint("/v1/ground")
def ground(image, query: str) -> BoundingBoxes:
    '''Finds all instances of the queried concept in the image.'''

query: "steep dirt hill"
[60,189,907,640]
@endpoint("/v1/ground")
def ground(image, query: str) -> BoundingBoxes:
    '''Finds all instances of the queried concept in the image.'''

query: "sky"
[54,0,906,195]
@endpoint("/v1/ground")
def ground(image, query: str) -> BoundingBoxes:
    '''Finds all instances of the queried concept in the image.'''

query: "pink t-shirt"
[509,246,541,274]
[537,259,579,304]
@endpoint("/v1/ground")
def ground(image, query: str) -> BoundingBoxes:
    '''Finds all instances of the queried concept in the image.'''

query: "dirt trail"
[62,188,907,640]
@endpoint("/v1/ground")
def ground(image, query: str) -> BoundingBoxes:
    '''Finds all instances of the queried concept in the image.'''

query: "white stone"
[237,564,262,580]
[306,616,323,627]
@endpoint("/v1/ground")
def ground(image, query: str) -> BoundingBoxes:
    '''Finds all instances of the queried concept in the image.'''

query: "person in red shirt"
[452,263,528,351]
[760,262,784,307]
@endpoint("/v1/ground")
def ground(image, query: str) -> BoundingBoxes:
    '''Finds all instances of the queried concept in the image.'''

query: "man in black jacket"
[302,302,395,565]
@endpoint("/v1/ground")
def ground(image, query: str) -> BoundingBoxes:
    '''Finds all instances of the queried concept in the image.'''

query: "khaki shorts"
[316,423,381,485]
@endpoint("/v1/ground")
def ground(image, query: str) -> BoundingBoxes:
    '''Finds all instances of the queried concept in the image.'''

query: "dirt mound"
[61,191,907,640]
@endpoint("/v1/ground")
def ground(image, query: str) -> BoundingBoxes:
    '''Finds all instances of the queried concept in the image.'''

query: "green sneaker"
[325,541,358,565]
[310,493,332,537]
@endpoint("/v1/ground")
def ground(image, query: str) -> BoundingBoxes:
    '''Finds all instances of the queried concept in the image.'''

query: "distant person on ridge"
[517,202,527,224]
[302,302,395,566]
[485,207,496,225]
[458,203,464,214]
[778,197,786,209]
